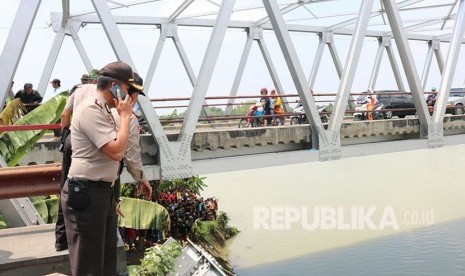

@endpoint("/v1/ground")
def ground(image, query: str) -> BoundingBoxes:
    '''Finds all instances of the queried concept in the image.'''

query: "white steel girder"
[256,33,289,112]
[91,0,136,69]
[224,27,291,114]
[164,0,235,179]
[432,0,465,134]
[421,40,444,91]
[68,22,94,72]
[74,14,465,45]
[327,0,375,162]
[37,30,66,96]
[0,0,42,112]
[368,36,406,91]
[368,37,385,90]
[382,0,432,142]
[261,0,323,151]
[307,32,356,110]
[224,34,253,115]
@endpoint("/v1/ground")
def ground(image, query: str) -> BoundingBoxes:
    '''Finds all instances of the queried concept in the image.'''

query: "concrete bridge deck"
[0,224,70,276]
[21,116,465,166]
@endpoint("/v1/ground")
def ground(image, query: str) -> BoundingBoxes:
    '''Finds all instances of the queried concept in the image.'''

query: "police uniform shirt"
[110,108,147,183]
[68,92,119,182]
[64,84,96,113]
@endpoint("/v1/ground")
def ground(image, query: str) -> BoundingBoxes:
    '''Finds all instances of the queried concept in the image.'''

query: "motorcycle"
[353,95,384,121]
[290,101,329,125]
[238,103,279,128]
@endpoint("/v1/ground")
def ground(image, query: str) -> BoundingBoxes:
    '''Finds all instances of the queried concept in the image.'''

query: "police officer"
[111,73,152,212]
[61,61,142,275]
[55,83,96,251]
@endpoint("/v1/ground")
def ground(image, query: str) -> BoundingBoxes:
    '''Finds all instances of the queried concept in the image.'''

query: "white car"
[447,88,465,115]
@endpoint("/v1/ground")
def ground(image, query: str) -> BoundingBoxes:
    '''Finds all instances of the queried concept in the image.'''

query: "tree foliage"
[0,98,26,126]
[157,176,208,195]
[231,100,255,116]
[128,241,182,276]
[0,92,68,166]
[118,197,171,231]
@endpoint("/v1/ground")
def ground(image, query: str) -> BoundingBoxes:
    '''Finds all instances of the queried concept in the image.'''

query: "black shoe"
[55,242,68,252]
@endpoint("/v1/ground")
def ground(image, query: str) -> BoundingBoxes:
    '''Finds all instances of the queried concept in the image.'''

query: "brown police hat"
[131,72,145,96]
[99,61,143,92]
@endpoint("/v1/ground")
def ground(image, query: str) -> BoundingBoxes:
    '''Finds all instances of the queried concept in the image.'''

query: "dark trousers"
[61,179,117,276]
[55,133,71,246]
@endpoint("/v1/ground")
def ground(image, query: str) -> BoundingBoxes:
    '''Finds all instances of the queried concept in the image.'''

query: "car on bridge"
[374,90,416,119]
[446,88,465,115]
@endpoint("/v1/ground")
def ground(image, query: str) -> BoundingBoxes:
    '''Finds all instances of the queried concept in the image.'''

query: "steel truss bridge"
[1,0,465,182]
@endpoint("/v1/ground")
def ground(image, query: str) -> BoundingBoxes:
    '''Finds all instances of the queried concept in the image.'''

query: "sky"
[1,0,464,114]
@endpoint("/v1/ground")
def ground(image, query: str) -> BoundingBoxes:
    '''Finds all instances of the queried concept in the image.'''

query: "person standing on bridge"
[61,61,144,275]
[55,82,96,252]
[14,83,42,113]
[56,68,151,248]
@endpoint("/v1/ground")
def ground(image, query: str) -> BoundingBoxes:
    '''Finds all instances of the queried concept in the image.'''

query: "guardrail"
[0,164,61,200]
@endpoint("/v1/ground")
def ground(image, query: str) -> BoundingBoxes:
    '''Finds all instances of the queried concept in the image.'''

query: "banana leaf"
[0,98,26,126]
[0,92,68,166]
[33,200,49,223]
[118,197,170,231]
[46,197,59,223]
[31,197,59,223]
[0,211,9,229]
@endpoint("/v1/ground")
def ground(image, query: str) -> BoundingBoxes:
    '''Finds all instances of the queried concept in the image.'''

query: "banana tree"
[118,197,170,233]
[0,92,68,166]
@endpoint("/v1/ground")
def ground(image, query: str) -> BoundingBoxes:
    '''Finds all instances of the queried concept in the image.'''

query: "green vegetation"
[190,211,238,247]
[118,197,170,231]
[157,176,207,196]
[0,211,9,229]
[190,211,239,272]
[30,196,59,223]
[128,241,182,276]
[0,98,26,126]
[0,92,68,166]
[230,100,255,116]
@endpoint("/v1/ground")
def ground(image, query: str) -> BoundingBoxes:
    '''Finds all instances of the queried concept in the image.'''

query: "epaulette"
[94,99,103,109]
[70,84,82,94]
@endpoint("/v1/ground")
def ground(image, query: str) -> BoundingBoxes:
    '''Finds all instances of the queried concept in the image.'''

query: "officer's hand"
[116,202,125,218]
[137,180,152,200]
[115,88,133,119]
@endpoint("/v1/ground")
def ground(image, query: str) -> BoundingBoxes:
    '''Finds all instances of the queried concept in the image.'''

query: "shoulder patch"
[94,99,103,109]
[70,84,82,94]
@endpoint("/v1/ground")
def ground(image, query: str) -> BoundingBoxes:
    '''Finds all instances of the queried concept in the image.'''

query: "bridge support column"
[318,130,341,161]
[428,123,444,148]
[262,0,324,149]
[432,0,465,147]
[382,0,432,139]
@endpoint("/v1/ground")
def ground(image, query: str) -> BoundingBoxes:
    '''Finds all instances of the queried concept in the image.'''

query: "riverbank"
[190,212,239,273]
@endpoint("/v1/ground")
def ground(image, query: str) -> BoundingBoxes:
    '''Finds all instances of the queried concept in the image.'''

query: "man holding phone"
[61,61,144,275]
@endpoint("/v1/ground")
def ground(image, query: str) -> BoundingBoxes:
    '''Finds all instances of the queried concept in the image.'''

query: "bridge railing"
[1,90,464,133]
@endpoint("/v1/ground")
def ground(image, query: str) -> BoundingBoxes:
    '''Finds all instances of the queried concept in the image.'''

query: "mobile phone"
[110,84,126,101]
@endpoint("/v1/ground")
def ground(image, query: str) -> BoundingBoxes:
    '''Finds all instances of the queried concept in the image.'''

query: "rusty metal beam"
[0,164,61,200]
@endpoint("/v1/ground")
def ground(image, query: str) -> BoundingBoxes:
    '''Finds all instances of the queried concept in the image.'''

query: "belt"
[70,178,114,188]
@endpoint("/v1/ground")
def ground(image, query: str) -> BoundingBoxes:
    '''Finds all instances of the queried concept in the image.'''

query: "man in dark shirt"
[14,83,42,113]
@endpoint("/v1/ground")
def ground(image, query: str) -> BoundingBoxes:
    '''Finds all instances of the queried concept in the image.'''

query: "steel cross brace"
[225,26,290,114]
[308,32,356,110]
[0,0,42,113]
[141,0,235,179]
[431,0,465,148]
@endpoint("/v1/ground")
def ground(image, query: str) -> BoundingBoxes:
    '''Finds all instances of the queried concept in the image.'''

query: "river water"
[202,144,465,275]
